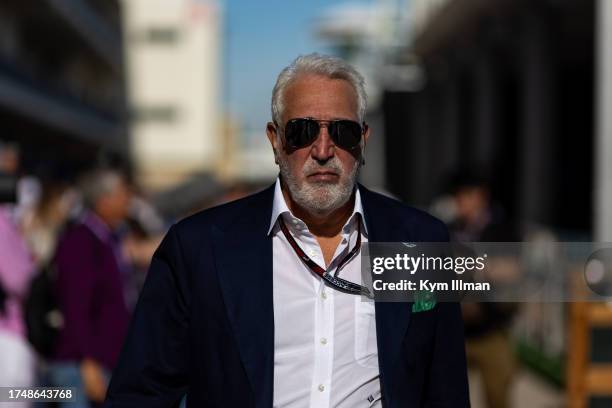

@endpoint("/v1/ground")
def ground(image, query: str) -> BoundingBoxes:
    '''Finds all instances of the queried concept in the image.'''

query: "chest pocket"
[354,298,379,368]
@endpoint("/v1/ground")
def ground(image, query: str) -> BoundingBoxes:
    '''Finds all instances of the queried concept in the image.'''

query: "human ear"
[266,122,280,164]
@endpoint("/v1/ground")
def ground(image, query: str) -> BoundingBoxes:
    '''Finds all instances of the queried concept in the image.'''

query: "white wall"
[122,0,221,191]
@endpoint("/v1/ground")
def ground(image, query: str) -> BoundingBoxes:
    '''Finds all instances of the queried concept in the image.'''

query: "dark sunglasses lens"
[285,119,319,148]
[332,121,362,149]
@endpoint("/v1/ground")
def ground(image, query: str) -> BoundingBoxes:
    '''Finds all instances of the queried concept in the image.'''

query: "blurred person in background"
[122,193,165,312]
[49,168,132,407]
[447,169,520,408]
[22,179,77,268]
[20,178,79,368]
[0,142,37,406]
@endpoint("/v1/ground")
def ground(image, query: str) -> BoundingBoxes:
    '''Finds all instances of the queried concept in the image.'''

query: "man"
[105,54,468,407]
[448,170,518,408]
[51,168,132,407]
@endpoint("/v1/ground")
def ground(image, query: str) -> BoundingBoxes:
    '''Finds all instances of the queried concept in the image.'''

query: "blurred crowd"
[0,141,166,407]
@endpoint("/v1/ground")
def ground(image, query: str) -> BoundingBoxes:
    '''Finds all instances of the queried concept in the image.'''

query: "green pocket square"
[412,291,437,313]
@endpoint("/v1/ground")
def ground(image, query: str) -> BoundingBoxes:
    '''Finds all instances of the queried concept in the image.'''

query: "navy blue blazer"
[105,183,469,408]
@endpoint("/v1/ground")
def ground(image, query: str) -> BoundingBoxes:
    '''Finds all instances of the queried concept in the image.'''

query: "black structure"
[384,0,594,235]
[0,0,127,176]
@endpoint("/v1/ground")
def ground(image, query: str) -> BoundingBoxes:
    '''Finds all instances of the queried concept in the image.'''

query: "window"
[132,106,177,123]
[132,28,179,45]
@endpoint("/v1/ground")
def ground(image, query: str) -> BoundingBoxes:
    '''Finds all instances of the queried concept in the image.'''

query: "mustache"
[302,158,343,176]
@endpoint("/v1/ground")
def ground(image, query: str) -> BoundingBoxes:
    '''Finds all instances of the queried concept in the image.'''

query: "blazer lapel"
[359,185,413,407]
[213,185,275,408]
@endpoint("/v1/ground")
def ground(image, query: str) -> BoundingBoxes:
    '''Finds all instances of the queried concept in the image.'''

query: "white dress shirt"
[269,179,381,408]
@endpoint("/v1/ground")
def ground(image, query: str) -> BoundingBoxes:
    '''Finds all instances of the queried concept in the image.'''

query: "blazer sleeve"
[423,302,470,407]
[424,221,470,407]
[104,225,191,408]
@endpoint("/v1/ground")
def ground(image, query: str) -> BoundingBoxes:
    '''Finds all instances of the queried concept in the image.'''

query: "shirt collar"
[267,177,368,235]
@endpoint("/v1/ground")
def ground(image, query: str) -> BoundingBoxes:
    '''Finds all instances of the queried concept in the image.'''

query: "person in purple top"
[51,168,132,407]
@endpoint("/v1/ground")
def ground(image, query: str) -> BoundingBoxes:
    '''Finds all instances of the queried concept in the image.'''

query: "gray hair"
[79,168,124,208]
[271,53,367,125]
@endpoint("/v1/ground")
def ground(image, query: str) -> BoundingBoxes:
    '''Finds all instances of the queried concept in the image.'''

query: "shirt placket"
[307,227,352,408]
[287,214,357,408]
[292,226,329,408]
[310,278,333,408]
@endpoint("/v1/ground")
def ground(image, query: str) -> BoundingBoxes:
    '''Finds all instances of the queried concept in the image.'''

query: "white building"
[121,0,222,192]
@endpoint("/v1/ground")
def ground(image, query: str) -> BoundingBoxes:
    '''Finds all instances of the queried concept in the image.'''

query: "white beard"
[277,153,360,216]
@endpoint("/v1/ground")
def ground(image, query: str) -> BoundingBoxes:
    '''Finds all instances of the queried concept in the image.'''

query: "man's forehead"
[282,74,359,119]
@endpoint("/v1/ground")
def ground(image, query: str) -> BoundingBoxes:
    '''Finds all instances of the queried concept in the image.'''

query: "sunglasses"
[277,118,365,150]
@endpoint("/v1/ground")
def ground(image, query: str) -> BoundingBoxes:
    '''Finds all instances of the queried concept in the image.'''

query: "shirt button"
[318,384,325,392]
[321,291,327,300]
[320,337,327,345]
[308,249,317,257]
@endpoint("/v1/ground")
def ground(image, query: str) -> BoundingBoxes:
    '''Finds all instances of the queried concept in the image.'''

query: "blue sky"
[222,0,372,133]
